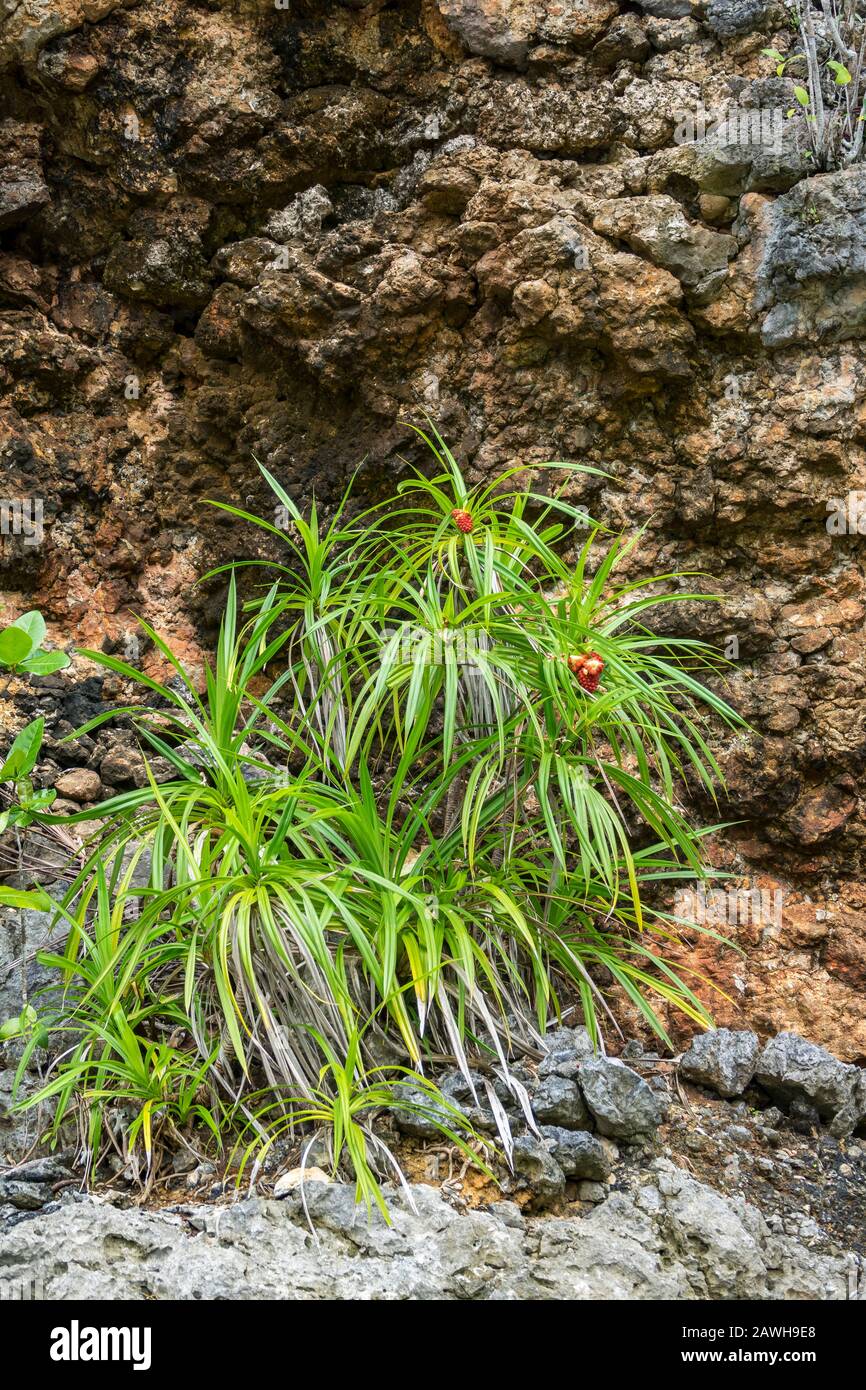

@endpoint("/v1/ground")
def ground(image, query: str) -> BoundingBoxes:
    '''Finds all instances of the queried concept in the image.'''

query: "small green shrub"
[765,0,866,169]
[0,611,70,840]
[3,429,743,1213]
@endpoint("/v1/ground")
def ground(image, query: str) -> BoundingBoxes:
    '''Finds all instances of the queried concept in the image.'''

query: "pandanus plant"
[4,425,743,1211]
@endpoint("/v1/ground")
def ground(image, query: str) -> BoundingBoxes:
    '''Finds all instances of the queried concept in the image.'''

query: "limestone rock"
[755,1032,866,1133]
[0,906,66,1027]
[0,1164,857,1300]
[579,1057,667,1140]
[593,194,736,299]
[0,123,49,231]
[511,1135,566,1207]
[705,0,774,38]
[436,0,539,66]
[757,166,866,347]
[680,1029,760,1098]
[54,767,102,802]
[532,1074,592,1129]
[273,1167,332,1196]
[436,0,618,66]
[540,1125,613,1179]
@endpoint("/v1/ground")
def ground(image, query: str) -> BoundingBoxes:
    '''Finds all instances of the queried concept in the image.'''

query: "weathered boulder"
[637,0,695,17]
[0,122,50,231]
[53,767,102,801]
[531,1074,592,1129]
[436,0,618,66]
[0,1178,53,1211]
[680,1029,760,1098]
[579,1058,667,1141]
[437,0,538,65]
[756,166,866,347]
[755,1032,866,1134]
[705,0,774,38]
[593,194,736,299]
[540,1126,612,1180]
[648,119,810,199]
[592,13,651,68]
[511,1134,566,1207]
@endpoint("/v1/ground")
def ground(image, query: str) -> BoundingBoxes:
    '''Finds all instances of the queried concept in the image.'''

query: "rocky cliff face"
[1,1160,862,1301]
[1,0,865,1054]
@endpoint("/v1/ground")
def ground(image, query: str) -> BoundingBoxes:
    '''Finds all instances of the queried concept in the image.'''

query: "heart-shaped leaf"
[11,610,45,654]
[0,625,34,667]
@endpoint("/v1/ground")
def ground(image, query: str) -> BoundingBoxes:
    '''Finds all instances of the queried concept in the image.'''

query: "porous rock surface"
[1,0,866,1057]
[755,1031,866,1134]
[680,1026,760,1097]
[0,1161,861,1301]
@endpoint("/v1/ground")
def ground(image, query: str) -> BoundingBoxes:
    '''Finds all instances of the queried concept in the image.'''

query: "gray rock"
[0,905,67,1025]
[726,1125,752,1145]
[757,166,866,347]
[0,121,49,231]
[0,1156,72,1183]
[577,1181,607,1203]
[485,1199,524,1228]
[579,1057,666,1141]
[1,900,71,1164]
[539,1048,582,1081]
[648,118,809,199]
[638,0,695,17]
[594,194,736,300]
[705,0,772,38]
[532,1074,591,1129]
[540,1126,612,1180]
[828,1074,866,1140]
[391,1084,454,1140]
[755,1032,865,1132]
[440,1070,498,1132]
[679,1028,760,1098]
[0,1162,857,1300]
[0,1178,52,1211]
[263,186,334,246]
[543,1024,595,1057]
[511,1135,566,1208]
[437,0,537,67]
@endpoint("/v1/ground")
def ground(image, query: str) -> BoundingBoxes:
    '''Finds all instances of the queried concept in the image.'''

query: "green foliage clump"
[1,431,742,1215]
[0,611,70,835]
[764,0,866,169]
